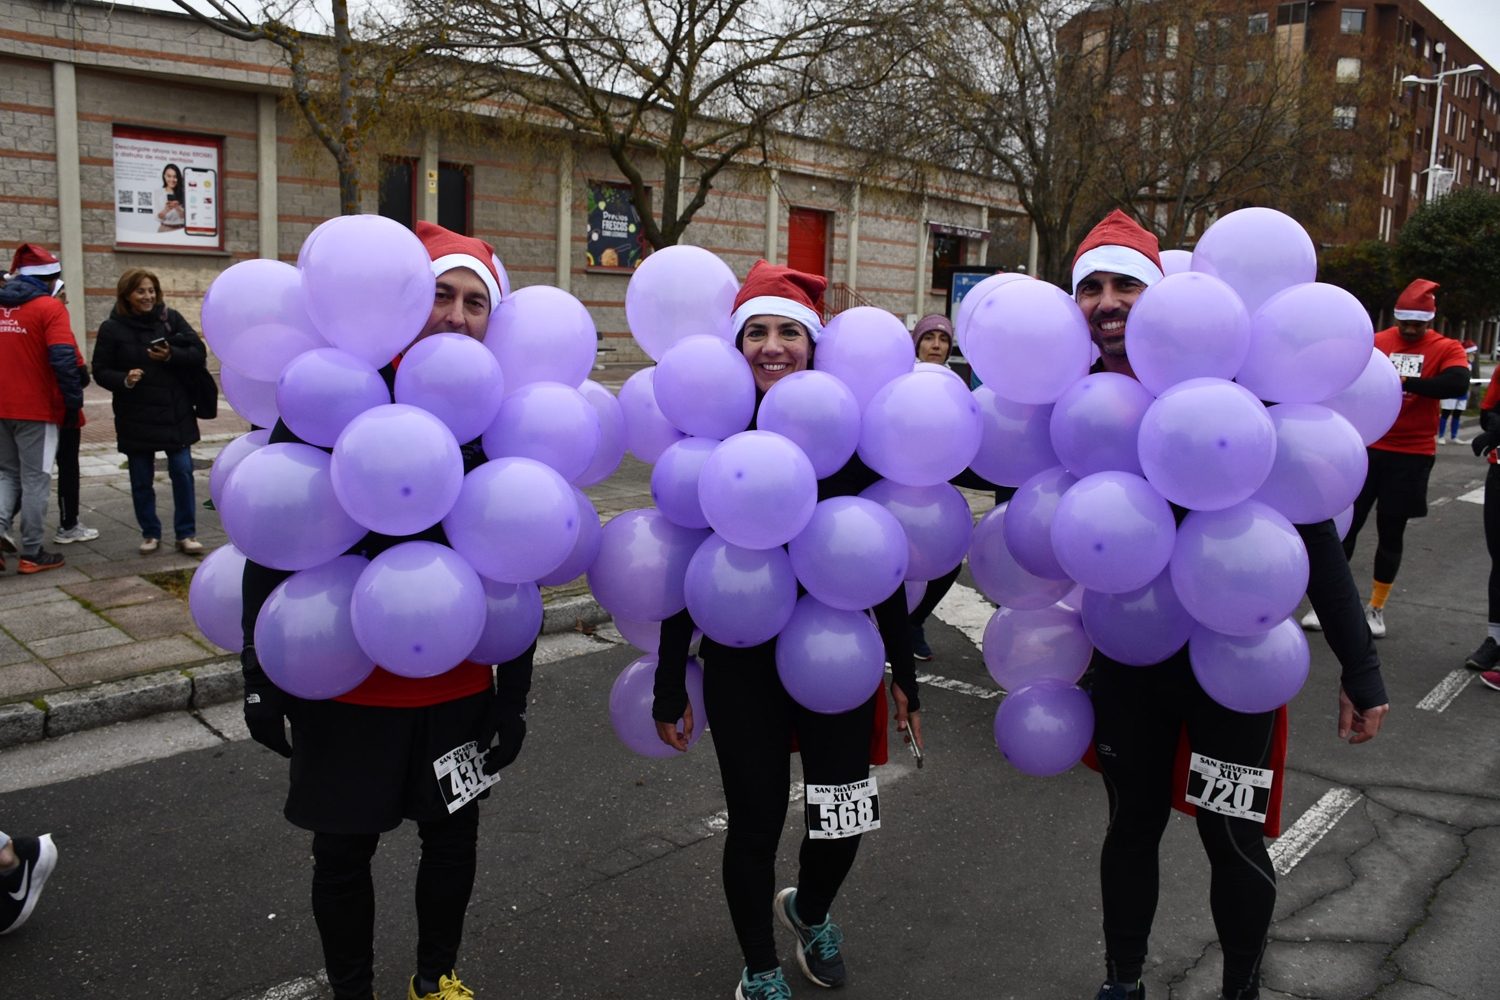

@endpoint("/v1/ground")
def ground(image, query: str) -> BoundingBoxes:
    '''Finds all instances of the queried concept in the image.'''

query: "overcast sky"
[1419,0,1500,67]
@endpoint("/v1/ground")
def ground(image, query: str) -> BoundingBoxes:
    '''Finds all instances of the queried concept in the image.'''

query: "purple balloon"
[351,541,487,678]
[469,578,543,664]
[575,379,628,487]
[860,479,973,582]
[481,381,601,483]
[276,348,392,448]
[331,404,464,535]
[1252,403,1368,524]
[618,367,688,464]
[1171,501,1310,636]
[443,457,579,584]
[994,678,1094,777]
[965,279,1092,404]
[254,554,375,699]
[685,534,798,647]
[758,371,861,479]
[485,285,597,392]
[775,595,887,714]
[1137,378,1276,511]
[1003,466,1078,580]
[859,371,983,487]
[209,430,270,509]
[394,332,506,444]
[300,215,436,367]
[1159,249,1194,276]
[1049,372,1154,478]
[955,272,1030,355]
[1237,283,1375,403]
[968,504,1075,610]
[651,437,719,529]
[814,307,915,411]
[654,335,756,439]
[982,604,1092,691]
[220,366,280,429]
[610,654,708,756]
[698,431,818,550]
[1058,584,1085,612]
[970,387,1059,487]
[1334,504,1354,540]
[202,259,328,382]
[614,617,661,652]
[1319,346,1404,446]
[588,508,710,622]
[296,217,337,270]
[905,580,926,614]
[788,496,909,611]
[1191,207,1317,315]
[188,543,247,652]
[1189,619,1310,713]
[1050,472,1176,594]
[536,488,603,586]
[1123,272,1251,396]
[625,245,739,361]
[220,443,368,571]
[1080,569,1195,666]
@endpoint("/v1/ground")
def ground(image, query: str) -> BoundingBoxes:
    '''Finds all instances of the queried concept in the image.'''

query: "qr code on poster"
[117,190,134,209]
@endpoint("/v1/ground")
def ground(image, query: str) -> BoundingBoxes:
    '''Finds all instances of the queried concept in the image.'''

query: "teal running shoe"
[1094,981,1145,1000]
[736,967,792,1000]
[774,887,846,987]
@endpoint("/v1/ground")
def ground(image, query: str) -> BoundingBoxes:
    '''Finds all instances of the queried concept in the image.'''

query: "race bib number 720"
[1390,353,1424,378]
[432,741,500,814]
[1183,753,1271,824]
[805,777,880,839]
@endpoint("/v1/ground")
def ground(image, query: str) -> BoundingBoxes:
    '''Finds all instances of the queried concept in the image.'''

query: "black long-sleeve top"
[1402,364,1471,400]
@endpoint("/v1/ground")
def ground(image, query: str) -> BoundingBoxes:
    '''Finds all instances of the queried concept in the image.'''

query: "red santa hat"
[9,243,61,278]
[731,259,827,340]
[1071,210,1164,294]
[1394,278,1439,322]
[415,221,507,311]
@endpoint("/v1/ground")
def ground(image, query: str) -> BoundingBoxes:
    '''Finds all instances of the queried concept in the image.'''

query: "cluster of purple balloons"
[955,207,1402,778]
[191,215,619,699]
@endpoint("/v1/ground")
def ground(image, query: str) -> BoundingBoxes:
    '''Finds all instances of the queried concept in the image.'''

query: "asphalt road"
[3,443,1499,999]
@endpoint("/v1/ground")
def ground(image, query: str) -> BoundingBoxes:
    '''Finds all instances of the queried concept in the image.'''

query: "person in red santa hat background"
[239,222,530,1000]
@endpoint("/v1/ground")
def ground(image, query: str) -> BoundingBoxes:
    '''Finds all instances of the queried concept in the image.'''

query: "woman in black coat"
[91,268,207,555]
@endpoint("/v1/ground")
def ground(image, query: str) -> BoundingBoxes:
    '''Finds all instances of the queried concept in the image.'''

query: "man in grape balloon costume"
[1064,211,1391,1000]
[238,222,532,1000]
[649,261,924,1000]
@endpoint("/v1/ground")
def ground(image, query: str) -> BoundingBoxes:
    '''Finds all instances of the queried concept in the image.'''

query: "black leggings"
[1343,488,1408,585]
[703,643,875,974]
[310,804,479,1000]
[1092,655,1277,1000]
[1487,464,1500,624]
[909,563,962,628]
[56,425,80,530]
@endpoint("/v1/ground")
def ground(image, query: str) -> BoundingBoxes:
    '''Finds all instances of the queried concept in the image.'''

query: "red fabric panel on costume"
[788,685,890,766]
[334,660,493,708]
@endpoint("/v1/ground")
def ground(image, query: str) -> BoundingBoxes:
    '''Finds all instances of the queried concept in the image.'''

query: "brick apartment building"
[0,0,1016,362]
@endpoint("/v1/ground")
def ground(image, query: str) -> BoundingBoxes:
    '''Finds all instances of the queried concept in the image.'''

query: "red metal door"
[787,207,829,277]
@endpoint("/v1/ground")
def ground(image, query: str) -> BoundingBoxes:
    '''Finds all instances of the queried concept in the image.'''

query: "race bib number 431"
[1184,753,1272,824]
[1390,353,1425,378]
[433,741,500,814]
[805,777,880,839]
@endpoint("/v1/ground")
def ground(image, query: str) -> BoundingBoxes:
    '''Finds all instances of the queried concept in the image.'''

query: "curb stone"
[0,702,45,749]
[44,670,194,737]
[541,594,609,636]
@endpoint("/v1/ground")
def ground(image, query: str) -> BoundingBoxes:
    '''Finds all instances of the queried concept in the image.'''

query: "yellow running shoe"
[408,972,474,1000]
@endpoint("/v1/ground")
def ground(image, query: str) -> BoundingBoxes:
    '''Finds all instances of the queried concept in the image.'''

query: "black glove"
[241,646,293,757]
[1472,431,1497,459]
[62,408,80,430]
[477,701,526,776]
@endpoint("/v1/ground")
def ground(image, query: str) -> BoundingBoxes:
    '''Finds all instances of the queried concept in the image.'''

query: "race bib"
[805,777,880,839]
[1390,353,1424,378]
[1184,752,1272,823]
[433,741,500,814]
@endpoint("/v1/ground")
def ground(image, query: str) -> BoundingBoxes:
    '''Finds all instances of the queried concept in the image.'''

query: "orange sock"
[1371,581,1393,609]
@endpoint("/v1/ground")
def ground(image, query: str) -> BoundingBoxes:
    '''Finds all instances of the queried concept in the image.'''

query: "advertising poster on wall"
[113,126,224,251]
[586,182,649,270]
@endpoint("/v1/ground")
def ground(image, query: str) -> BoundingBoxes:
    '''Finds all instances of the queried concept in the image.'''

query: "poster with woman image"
[586,182,648,270]
[112,126,223,250]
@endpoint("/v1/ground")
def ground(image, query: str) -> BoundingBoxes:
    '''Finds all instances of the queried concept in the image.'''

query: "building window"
[1217,18,1233,45]
[378,157,416,229]
[1161,71,1177,104]
[1329,155,1354,179]
[1333,105,1357,129]
[437,162,470,235]
[1194,20,1209,48]
[1165,26,1179,59]
[1336,57,1362,83]
[930,233,965,292]
[1327,200,1350,224]
[1246,61,1266,83]
[1248,13,1268,35]
[1276,2,1307,26]
[1341,9,1366,34]
[1192,66,1207,100]
[1144,29,1159,63]
[1215,66,1229,98]
[1141,72,1156,106]
[1111,74,1129,96]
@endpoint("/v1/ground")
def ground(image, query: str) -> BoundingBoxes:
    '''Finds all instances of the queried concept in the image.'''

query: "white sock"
[1488,623,1500,642]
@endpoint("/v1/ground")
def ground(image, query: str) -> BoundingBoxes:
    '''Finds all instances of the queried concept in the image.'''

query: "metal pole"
[1427,64,1445,203]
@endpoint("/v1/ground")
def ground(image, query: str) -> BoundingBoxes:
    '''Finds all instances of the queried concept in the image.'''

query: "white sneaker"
[1300,608,1322,631]
[1438,437,1448,445]
[52,523,99,544]
[1365,605,1386,639]
[139,537,160,555]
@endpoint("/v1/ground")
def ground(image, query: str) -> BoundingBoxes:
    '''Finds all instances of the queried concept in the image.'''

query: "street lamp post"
[1402,56,1485,203]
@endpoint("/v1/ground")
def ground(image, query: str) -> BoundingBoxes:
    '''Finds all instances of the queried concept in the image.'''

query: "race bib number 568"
[805,777,880,839]
[1184,753,1271,824]
[433,741,500,814]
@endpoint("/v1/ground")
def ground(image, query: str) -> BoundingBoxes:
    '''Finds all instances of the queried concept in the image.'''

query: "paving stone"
[46,635,214,685]
[0,565,90,594]
[0,701,45,749]
[0,660,65,700]
[62,575,170,609]
[0,587,71,612]
[43,670,194,736]
[104,599,198,640]
[0,630,34,666]
[0,598,108,642]
[28,626,134,658]
[79,551,201,580]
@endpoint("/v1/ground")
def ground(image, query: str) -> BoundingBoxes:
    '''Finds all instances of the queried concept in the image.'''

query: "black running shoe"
[911,625,933,661]
[1466,637,1500,671]
[0,834,57,934]
[774,887,846,987]
[1094,981,1144,1000]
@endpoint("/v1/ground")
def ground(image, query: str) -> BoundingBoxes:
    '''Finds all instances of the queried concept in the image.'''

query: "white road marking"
[533,628,623,664]
[1417,669,1475,712]
[931,581,993,646]
[1268,787,1363,877]
[1429,496,1452,507]
[1458,487,1485,505]
[917,671,1002,700]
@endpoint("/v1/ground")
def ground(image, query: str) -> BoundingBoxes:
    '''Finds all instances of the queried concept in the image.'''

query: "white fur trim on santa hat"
[1071,245,1164,294]
[431,253,501,310]
[731,295,824,341]
[1393,309,1435,322]
[16,261,61,277]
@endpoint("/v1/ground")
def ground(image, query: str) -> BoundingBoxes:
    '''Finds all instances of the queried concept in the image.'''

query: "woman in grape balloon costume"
[644,261,924,1000]
[230,222,538,1000]
[962,210,1391,1000]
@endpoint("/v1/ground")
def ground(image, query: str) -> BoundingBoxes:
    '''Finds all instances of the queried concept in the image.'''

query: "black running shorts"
[1359,447,1436,519]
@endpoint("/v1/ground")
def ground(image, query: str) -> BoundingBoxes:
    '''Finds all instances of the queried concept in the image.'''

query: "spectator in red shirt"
[0,244,81,574]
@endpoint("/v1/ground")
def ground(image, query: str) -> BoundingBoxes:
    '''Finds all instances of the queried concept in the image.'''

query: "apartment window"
[1142,72,1156,106]
[1333,105,1357,129]
[1277,2,1307,26]
[1111,75,1129,96]
[1327,200,1350,224]
[1336,57,1362,83]
[1165,26,1179,59]
[1192,66,1207,100]
[1145,29,1159,63]
[1162,70,1177,104]
[1246,61,1266,83]
[1217,18,1233,45]
[1247,13,1268,35]
[1194,20,1209,47]
[1330,155,1354,179]
[378,157,416,229]
[1215,65,1229,98]
[1341,9,1365,34]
